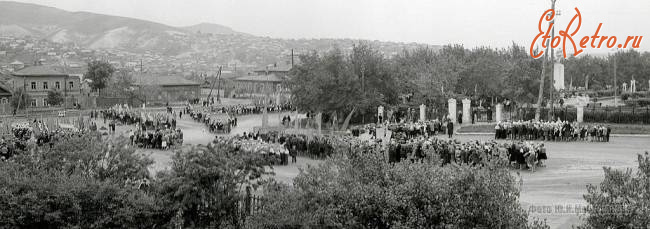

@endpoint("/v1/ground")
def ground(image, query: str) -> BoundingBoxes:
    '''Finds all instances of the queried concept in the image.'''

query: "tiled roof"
[234,74,285,82]
[13,65,67,76]
[133,75,200,86]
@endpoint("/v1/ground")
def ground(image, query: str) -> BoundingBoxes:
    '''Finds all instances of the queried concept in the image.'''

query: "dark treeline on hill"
[289,43,650,122]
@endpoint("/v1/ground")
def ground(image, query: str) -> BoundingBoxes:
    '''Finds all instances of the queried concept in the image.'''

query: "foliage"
[46,90,64,106]
[563,49,650,92]
[85,60,116,92]
[247,151,548,228]
[290,43,548,119]
[0,135,168,228]
[0,133,276,228]
[155,142,273,228]
[0,164,170,228]
[289,43,399,121]
[578,152,650,229]
[12,135,153,182]
[10,87,31,111]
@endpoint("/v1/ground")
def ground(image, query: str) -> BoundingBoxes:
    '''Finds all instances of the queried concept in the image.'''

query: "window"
[31,82,36,90]
[30,99,37,107]
[69,81,74,88]
[43,82,48,90]
[0,98,7,104]
[55,81,60,89]
[43,98,48,107]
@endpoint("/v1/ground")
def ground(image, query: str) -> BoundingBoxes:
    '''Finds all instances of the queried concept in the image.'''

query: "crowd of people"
[387,120,444,138]
[101,105,184,150]
[494,120,611,142]
[197,102,293,116]
[187,108,237,134]
[128,128,183,150]
[1,119,99,160]
[387,135,548,172]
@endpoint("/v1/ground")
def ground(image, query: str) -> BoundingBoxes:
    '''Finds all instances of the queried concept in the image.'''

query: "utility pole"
[535,0,557,121]
[216,67,223,103]
[291,49,294,68]
[614,53,617,106]
[548,0,557,121]
[62,56,68,113]
[140,59,145,106]
[206,66,222,103]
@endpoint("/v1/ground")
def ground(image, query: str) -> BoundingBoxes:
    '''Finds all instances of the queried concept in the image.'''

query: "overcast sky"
[11,0,650,53]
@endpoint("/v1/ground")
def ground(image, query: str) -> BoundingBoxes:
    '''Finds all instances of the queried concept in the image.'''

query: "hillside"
[0,1,189,52]
[0,1,434,67]
[182,23,247,36]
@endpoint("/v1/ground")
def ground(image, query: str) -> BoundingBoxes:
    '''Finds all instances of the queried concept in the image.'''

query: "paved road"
[450,134,650,228]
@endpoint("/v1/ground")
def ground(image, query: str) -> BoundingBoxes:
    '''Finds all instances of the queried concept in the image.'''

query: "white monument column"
[448,99,457,123]
[462,98,471,124]
[576,105,584,123]
[316,112,322,136]
[631,80,636,93]
[419,104,426,121]
[495,103,503,122]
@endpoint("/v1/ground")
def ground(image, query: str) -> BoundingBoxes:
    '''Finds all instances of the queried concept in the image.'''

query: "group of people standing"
[495,120,611,142]
[128,128,183,150]
[1,118,100,160]
[102,106,183,150]
[187,108,237,134]
[387,136,548,172]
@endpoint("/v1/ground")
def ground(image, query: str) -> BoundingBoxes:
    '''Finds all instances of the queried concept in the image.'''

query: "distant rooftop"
[13,65,67,76]
[133,75,200,87]
[234,74,285,82]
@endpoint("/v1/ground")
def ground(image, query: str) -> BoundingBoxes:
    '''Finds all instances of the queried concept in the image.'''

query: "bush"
[0,134,171,228]
[247,152,548,228]
[156,143,273,228]
[578,152,650,229]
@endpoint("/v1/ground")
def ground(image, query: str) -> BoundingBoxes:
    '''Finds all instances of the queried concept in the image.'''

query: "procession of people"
[387,135,548,172]
[495,120,611,142]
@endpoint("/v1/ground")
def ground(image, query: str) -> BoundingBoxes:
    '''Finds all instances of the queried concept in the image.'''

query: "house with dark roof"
[11,65,82,108]
[133,75,201,103]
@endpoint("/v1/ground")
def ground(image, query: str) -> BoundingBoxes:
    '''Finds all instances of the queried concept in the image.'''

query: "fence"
[583,106,650,124]
[502,107,577,122]
[237,188,265,225]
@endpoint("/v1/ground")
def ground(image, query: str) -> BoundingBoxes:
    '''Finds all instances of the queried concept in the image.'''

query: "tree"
[0,135,169,228]
[10,88,31,113]
[156,142,273,228]
[289,43,401,125]
[579,152,650,229]
[85,60,115,94]
[247,151,548,228]
[46,90,64,106]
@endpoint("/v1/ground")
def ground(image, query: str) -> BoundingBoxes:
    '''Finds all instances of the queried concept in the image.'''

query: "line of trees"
[289,43,650,124]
